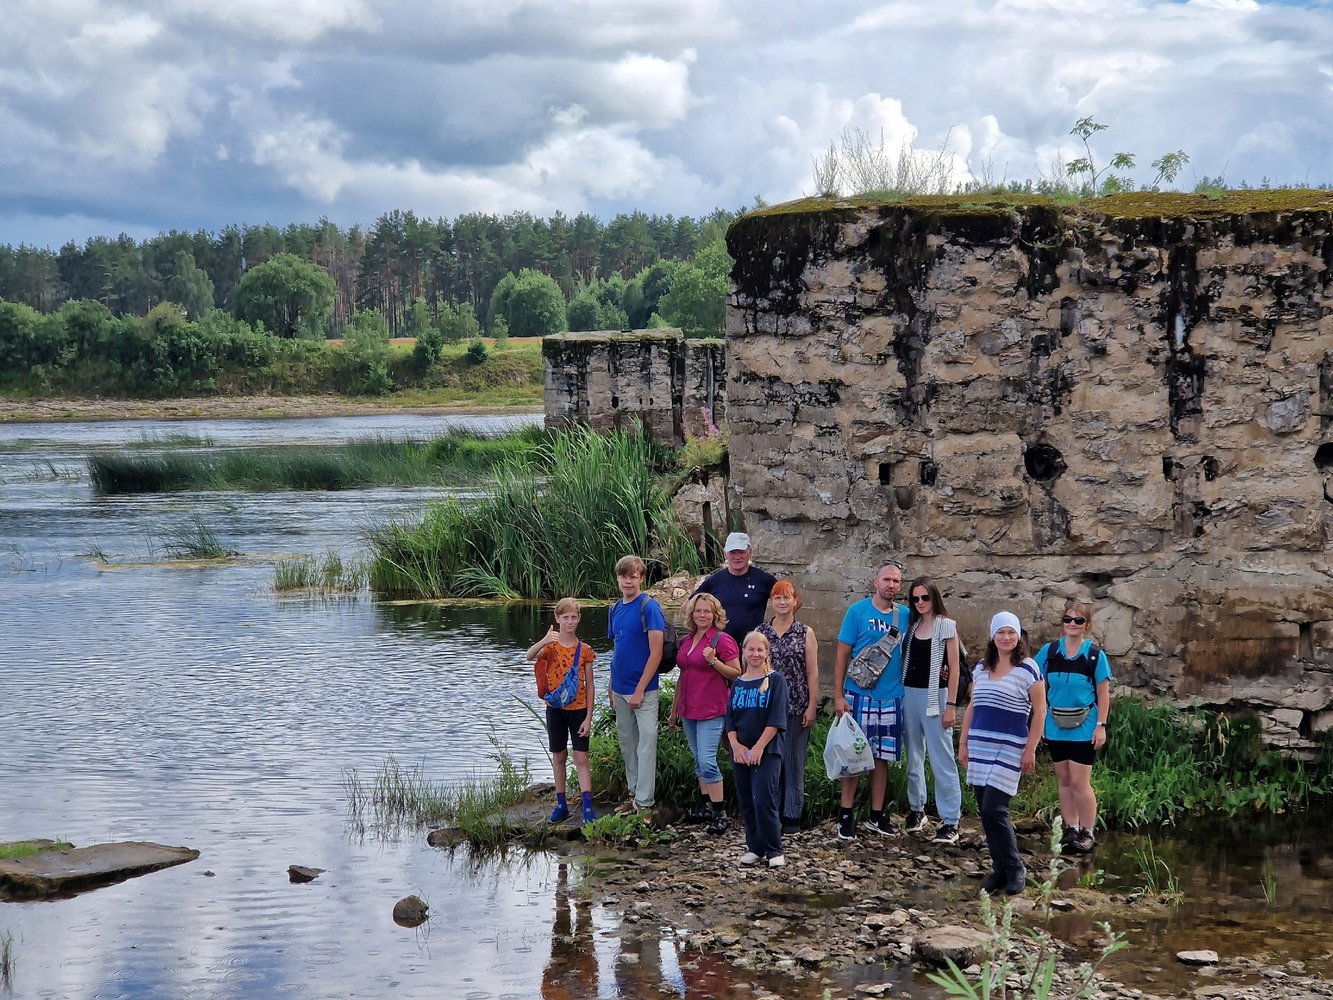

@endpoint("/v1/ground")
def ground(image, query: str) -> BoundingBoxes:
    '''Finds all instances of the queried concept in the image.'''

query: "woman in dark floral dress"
[757,580,819,834]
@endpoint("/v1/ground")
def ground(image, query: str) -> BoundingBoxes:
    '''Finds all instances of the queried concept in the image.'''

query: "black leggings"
[974,784,1021,875]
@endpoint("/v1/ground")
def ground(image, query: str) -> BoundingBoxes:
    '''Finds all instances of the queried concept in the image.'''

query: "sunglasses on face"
[1062,615,1087,625]
[911,594,932,604]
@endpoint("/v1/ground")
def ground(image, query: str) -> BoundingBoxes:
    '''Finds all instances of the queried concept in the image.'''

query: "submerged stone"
[0,841,199,898]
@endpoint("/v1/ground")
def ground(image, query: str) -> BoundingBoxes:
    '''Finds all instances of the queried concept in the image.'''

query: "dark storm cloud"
[0,0,1330,247]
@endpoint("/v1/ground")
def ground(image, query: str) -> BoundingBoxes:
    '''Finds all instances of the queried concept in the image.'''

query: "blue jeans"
[682,716,725,784]
[902,685,963,824]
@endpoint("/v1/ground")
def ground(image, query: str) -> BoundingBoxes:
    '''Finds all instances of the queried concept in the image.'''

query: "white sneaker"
[739,852,761,865]
[767,854,786,868]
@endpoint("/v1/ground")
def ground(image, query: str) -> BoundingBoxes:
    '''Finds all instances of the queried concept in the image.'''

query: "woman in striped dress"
[958,612,1046,896]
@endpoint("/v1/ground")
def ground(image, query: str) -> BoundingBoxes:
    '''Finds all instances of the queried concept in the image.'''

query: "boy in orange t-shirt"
[526,598,597,823]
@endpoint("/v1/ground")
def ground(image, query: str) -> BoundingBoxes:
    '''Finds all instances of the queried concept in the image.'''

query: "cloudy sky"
[3,0,1331,248]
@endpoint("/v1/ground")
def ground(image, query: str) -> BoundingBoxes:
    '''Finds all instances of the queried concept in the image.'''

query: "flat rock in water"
[0,841,199,898]
[288,865,325,883]
[1177,950,1221,965]
[912,925,991,968]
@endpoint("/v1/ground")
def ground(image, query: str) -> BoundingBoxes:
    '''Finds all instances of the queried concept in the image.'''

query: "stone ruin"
[720,193,1333,750]
[543,329,725,447]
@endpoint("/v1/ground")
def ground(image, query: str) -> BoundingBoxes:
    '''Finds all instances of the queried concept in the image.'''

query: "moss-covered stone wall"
[726,192,1333,747]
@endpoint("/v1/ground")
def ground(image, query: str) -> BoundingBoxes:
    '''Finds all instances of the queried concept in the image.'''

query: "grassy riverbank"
[367,426,702,599]
[0,337,543,423]
[88,424,547,493]
[585,693,1333,830]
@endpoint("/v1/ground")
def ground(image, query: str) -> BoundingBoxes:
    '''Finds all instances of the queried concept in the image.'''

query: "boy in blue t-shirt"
[832,560,911,841]
[607,554,665,812]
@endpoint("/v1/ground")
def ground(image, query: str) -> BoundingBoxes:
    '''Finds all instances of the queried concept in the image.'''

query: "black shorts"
[546,705,590,754]
[1047,739,1096,766]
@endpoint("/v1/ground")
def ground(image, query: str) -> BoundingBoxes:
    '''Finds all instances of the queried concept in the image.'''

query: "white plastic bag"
[823,713,875,780]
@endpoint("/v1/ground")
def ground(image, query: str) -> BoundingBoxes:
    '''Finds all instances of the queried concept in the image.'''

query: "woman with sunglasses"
[1034,600,1112,855]
[899,576,963,844]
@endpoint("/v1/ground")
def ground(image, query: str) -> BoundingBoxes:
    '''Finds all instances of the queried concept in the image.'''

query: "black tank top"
[903,632,944,688]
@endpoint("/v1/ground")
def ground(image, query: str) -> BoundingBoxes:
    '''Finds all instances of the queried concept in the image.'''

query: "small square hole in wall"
[878,462,893,485]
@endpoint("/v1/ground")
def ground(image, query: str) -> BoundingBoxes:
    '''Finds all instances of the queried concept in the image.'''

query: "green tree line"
[0,208,735,338]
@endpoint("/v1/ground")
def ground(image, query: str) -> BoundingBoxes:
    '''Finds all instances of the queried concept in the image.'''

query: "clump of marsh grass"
[343,742,534,846]
[273,551,366,593]
[89,427,548,495]
[367,425,701,600]
[1,928,15,990]
[1132,837,1183,901]
[156,514,238,560]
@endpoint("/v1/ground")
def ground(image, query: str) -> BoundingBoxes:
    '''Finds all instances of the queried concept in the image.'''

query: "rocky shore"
[569,814,1333,1000]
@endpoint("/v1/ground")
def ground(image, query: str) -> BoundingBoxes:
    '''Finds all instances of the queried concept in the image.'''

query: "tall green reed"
[368,426,701,599]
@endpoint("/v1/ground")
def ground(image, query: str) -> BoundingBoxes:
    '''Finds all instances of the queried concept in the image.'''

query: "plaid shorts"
[847,690,903,763]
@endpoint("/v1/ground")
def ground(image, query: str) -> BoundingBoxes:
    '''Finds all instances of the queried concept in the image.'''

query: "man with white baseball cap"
[692,531,777,647]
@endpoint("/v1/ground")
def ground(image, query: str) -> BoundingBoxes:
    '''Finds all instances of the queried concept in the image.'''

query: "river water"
[2,413,1331,999]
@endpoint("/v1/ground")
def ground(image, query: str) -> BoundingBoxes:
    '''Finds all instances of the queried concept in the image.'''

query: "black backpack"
[1041,641,1102,684]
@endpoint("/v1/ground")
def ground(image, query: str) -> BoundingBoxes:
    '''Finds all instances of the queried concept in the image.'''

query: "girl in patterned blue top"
[726,631,790,869]
[958,612,1047,896]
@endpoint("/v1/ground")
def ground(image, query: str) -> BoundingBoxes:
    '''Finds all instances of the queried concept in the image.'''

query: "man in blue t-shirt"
[832,559,910,842]
[607,554,665,811]
[693,532,777,647]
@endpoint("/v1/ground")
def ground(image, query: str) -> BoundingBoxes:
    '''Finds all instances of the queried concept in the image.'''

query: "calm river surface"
[2,413,1332,999]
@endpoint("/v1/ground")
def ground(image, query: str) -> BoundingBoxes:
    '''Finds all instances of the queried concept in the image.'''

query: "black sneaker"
[836,814,856,841]
[1072,828,1096,854]
[863,816,896,837]
[706,812,728,835]
[1060,823,1077,854]
[979,870,1006,895]
[781,818,801,836]
[685,801,712,824]
[932,823,959,845]
[903,810,928,834]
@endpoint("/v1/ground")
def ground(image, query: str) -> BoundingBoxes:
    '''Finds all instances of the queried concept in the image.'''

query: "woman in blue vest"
[1034,600,1112,855]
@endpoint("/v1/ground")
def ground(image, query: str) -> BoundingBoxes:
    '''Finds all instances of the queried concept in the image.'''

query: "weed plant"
[1261,856,1278,906]
[156,514,237,559]
[368,426,701,599]
[0,929,14,990]
[342,742,533,845]
[1131,837,1182,901]
[0,839,72,861]
[927,823,1127,1000]
[580,813,676,846]
[273,551,366,593]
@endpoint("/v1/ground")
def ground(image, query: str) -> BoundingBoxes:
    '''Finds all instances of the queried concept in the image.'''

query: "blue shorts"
[847,690,902,763]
